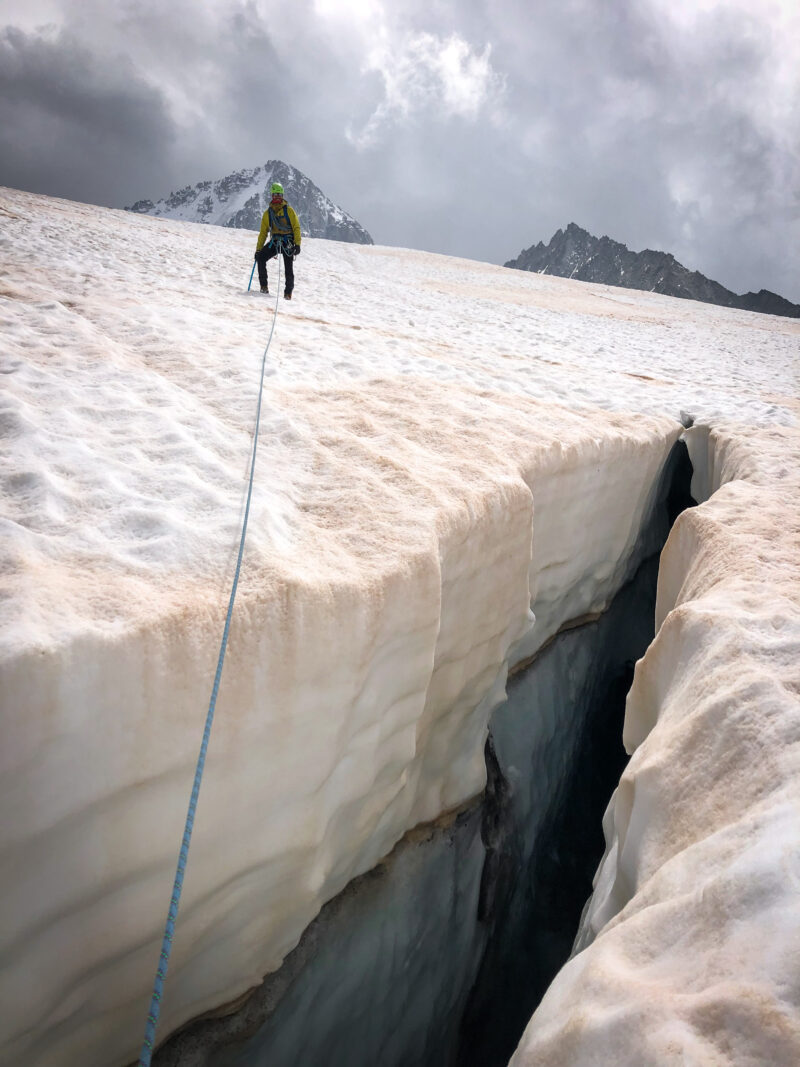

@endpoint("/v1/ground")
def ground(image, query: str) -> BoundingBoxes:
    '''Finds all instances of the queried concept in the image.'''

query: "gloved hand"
[254,250,259,261]
[293,245,301,257]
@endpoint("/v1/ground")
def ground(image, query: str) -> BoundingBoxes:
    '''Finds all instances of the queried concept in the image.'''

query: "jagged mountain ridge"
[505,223,799,319]
[126,161,373,245]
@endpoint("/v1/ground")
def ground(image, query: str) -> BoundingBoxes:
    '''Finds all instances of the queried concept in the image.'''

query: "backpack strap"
[268,203,291,234]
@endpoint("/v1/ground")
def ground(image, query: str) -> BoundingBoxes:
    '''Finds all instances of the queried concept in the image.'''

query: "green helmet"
[270,182,284,196]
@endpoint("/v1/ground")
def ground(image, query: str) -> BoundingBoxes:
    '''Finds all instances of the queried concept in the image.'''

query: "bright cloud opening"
[348,31,505,148]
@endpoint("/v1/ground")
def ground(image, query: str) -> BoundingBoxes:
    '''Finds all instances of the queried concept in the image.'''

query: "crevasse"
[510,423,800,1066]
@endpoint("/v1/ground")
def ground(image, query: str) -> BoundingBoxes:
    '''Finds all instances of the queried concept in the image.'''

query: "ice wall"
[152,551,663,1067]
[510,423,800,1065]
[456,557,661,1067]
[1,376,679,1067]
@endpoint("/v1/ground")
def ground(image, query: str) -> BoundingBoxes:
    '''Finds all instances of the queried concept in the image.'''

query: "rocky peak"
[126,161,373,245]
[505,226,799,319]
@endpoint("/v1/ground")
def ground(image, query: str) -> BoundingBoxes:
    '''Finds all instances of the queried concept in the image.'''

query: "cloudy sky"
[2,0,799,300]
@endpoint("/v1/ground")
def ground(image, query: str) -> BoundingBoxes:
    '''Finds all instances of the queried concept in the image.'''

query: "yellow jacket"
[256,199,301,251]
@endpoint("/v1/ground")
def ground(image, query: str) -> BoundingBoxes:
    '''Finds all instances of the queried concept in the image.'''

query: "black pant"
[256,239,294,293]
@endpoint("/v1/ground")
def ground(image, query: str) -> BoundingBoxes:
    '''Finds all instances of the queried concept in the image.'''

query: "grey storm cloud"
[1,0,798,301]
[0,26,176,206]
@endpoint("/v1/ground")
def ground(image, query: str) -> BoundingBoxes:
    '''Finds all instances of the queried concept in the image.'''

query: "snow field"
[1,187,798,1065]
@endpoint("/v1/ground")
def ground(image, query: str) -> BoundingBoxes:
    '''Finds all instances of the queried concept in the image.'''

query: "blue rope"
[138,257,282,1066]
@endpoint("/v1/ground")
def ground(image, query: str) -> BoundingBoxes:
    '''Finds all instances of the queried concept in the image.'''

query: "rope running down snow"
[138,256,282,1066]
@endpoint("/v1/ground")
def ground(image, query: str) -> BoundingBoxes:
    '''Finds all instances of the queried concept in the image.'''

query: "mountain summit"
[127,161,373,244]
[505,223,799,319]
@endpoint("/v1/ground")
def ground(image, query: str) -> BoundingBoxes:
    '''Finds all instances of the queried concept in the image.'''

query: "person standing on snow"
[254,183,302,300]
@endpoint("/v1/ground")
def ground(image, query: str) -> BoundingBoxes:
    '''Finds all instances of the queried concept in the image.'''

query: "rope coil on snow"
[138,259,282,1066]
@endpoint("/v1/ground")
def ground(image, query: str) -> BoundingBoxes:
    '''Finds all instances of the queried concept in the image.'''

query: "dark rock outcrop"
[505,223,799,318]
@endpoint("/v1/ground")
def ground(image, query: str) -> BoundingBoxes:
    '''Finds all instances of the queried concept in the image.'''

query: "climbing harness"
[138,258,282,1067]
[271,234,296,256]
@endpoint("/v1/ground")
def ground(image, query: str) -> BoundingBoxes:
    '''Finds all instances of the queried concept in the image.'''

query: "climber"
[254,183,302,300]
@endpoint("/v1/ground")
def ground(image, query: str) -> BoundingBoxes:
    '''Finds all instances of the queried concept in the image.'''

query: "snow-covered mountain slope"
[1,187,799,1067]
[127,160,373,244]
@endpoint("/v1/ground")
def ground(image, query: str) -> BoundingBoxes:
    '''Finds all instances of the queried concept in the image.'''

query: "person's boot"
[261,285,269,294]
[284,290,292,300]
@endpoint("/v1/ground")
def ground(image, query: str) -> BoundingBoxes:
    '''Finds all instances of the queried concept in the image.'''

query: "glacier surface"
[1,186,798,1066]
